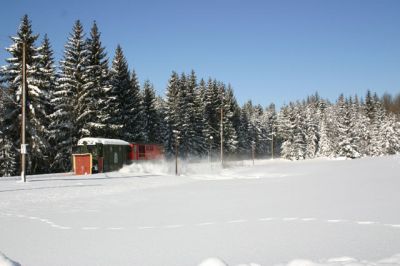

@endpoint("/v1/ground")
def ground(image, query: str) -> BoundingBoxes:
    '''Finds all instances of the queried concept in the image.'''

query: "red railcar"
[72,138,164,175]
[128,143,164,161]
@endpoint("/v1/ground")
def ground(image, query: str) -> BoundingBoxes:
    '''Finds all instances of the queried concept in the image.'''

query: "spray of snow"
[119,158,290,180]
[119,160,174,175]
[119,158,225,177]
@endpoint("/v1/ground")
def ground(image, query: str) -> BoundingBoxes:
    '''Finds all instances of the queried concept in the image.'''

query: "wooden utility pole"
[271,128,274,160]
[175,138,179,176]
[220,92,224,168]
[21,41,27,182]
[252,142,255,165]
[209,136,213,164]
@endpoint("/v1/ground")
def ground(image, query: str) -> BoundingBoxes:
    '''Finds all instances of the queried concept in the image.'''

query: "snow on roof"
[77,137,130,146]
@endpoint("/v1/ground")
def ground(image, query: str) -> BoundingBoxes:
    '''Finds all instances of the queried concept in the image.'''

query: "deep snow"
[0,156,399,266]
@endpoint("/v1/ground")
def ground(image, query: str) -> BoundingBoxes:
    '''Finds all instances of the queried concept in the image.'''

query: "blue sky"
[1,0,399,107]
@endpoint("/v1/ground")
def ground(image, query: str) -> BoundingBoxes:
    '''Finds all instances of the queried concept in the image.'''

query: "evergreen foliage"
[1,16,400,177]
[0,15,50,175]
[51,20,87,172]
[123,70,143,142]
[164,71,180,156]
[106,45,130,139]
[80,21,109,137]
[141,80,159,143]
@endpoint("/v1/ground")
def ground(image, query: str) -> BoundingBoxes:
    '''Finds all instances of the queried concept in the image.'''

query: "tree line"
[1,15,399,177]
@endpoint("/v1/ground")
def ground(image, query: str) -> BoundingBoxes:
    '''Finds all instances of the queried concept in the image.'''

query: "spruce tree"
[123,70,143,142]
[226,85,242,155]
[317,115,332,157]
[371,98,387,156]
[278,105,295,160]
[221,85,238,155]
[176,73,191,157]
[351,95,369,156]
[80,21,109,137]
[291,103,306,160]
[155,95,169,149]
[164,71,180,155]
[203,79,221,152]
[0,87,14,176]
[335,95,360,158]
[277,103,306,160]
[35,34,56,172]
[379,113,400,154]
[0,15,50,174]
[52,20,87,172]
[237,105,251,156]
[141,80,159,143]
[317,103,334,157]
[191,73,207,156]
[265,103,277,158]
[242,101,258,157]
[183,70,206,156]
[304,103,319,159]
[107,45,130,139]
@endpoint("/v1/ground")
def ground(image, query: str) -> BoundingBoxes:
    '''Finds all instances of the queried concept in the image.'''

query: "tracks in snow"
[1,211,400,232]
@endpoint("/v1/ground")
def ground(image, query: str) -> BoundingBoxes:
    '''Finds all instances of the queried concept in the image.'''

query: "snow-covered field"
[0,156,399,266]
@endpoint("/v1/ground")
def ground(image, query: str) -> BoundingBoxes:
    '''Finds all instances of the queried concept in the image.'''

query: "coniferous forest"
[1,15,400,177]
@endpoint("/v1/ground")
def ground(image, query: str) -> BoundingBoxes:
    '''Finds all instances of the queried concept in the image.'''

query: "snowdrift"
[199,254,400,266]
[0,252,20,266]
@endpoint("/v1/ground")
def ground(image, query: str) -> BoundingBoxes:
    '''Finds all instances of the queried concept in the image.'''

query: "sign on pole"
[21,144,27,154]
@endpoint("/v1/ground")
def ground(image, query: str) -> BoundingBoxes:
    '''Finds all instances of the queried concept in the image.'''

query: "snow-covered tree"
[191,73,207,155]
[221,84,238,155]
[317,104,334,157]
[0,87,16,176]
[123,70,143,142]
[106,45,130,139]
[32,34,57,173]
[184,70,207,156]
[141,80,160,143]
[164,71,180,155]
[51,20,88,172]
[237,104,251,156]
[379,113,400,154]
[264,103,278,157]
[79,21,109,137]
[203,79,226,158]
[155,95,169,149]
[277,103,306,160]
[291,104,306,160]
[335,95,360,158]
[0,15,51,174]
[175,73,194,157]
[304,103,319,159]
[277,105,290,159]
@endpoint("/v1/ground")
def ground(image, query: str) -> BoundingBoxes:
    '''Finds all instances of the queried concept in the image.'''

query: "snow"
[275,254,400,266]
[77,137,130,146]
[198,257,228,266]
[0,156,400,266]
[0,252,20,266]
